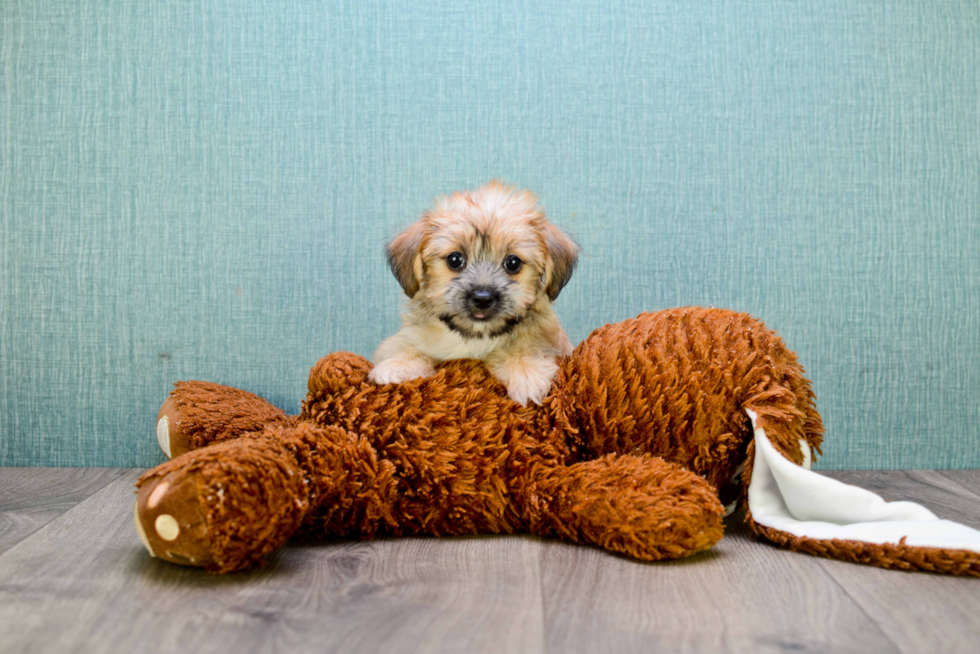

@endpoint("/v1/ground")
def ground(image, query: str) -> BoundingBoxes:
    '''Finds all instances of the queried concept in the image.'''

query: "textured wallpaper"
[1,0,978,468]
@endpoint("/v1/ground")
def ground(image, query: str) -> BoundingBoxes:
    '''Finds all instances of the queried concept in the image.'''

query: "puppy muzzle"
[452,262,512,322]
[466,287,500,319]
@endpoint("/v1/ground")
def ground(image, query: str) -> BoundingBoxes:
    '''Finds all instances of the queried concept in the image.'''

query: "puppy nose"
[468,288,498,310]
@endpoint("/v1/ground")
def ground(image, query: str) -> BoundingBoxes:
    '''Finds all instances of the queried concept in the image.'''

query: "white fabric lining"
[745,409,980,553]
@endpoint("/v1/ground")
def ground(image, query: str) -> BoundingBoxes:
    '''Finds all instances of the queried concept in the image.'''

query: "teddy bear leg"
[156,381,293,458]
[135,431,315,572]
[523,454,726,561]
[136,422,397,572]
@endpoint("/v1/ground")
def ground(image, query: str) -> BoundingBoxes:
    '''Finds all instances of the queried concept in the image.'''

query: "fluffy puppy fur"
[369,182,579,406]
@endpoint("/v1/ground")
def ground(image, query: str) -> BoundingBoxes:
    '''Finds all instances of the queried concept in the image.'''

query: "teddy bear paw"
[135,470,214,568]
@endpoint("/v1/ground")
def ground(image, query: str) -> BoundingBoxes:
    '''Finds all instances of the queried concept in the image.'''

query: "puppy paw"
[368,357,437,385]
[490,356,559,407]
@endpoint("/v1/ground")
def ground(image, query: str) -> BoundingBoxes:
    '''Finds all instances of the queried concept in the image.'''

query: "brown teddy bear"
[134,307,980,575]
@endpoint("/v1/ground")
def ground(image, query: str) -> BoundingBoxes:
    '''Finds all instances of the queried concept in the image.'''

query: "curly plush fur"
[135,307,980,576]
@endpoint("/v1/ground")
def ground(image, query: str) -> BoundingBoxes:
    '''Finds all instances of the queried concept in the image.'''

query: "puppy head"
[387,181,578,338]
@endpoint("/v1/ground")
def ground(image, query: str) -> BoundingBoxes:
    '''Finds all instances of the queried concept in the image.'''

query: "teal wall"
[2,1,978,469]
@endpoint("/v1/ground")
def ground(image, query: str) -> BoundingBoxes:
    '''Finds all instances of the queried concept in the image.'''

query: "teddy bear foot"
[155,381,295,459]
[135,470,214,568]
[156,396,192,459]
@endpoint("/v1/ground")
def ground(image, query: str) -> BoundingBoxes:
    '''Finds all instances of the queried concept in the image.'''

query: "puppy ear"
[386,218,427,298]
[542,222,579,300]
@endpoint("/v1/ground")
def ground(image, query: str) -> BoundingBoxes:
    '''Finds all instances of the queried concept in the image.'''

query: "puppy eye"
[446,252,466,271]
[503,255,523,274]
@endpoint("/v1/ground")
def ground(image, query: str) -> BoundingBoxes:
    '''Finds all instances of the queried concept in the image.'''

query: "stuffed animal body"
[135,308,980,575]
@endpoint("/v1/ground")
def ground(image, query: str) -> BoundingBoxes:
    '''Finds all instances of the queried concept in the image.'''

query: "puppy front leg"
[368,332,437,385]
[486,353,559,407]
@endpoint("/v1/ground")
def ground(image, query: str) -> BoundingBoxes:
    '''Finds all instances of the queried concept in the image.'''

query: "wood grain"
[0,469,544,654]
[938,470,980,498]
[0,469,978,654]
[540,516,899,654]
[0,467,128,555]
[811,471,980,654]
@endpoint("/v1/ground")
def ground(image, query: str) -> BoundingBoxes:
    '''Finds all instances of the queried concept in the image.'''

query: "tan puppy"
[369,182,579,406]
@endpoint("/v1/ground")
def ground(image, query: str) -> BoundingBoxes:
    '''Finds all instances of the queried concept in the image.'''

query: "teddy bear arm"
[306,352,373,397]
[156,381,294,459]
[522,454,725,561]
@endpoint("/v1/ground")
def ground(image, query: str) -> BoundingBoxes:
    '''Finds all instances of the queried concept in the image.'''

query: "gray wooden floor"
[1,468,979,654]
